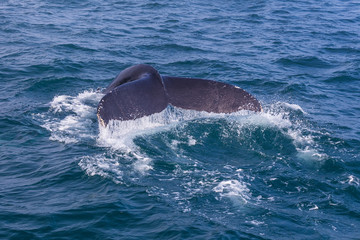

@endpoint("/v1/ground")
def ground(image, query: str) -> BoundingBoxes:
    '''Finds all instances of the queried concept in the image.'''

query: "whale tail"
[102,64,162,94]
[97,65,261,127]
[163,76,261,113]
[97,72,168,126]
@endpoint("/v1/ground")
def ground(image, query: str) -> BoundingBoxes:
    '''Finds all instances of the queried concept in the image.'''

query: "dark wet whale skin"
[97,64,261,126]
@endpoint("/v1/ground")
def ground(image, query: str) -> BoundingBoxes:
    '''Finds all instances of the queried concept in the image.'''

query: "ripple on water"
[2,0,360,238]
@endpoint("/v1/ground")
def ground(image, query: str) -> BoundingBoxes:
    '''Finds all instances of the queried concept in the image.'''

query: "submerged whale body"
[97,64,261,127]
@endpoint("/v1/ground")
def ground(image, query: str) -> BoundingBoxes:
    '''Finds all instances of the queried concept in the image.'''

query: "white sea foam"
[340,175,360,187]
[276,101,306,114]
[38,91,326,206]
[39,89,103,144]
[78,154,124,184]
[96,106,251,151]
[246,220,265,226]
[348,175,360,186]
[43,91,314,159]
[241,102,326,163]
[36,91,334,218]
[296,147,328,162]
[131,152,153,174]
[309,205,319,211]
[213,179,251,204]
[187,136,197,146]
[50,90,101,117]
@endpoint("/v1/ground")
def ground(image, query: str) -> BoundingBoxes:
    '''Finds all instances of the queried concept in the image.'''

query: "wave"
[276,56,334,69]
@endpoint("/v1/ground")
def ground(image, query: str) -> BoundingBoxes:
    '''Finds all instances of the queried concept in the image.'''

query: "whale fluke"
[97,65,261,127]
[163,76,261,113]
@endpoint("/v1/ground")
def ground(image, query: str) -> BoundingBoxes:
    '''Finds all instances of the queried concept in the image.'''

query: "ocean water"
[1,0,360,239]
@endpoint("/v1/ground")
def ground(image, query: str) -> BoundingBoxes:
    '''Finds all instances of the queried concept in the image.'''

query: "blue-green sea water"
[1,0,360,239]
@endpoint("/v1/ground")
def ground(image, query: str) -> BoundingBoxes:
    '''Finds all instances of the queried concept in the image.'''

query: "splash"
[38,89,103,144]
[78,154,124,184]
[96,106,251,150]
[213,179,251,204]
[259,102,326,162]
[37,89,329,213]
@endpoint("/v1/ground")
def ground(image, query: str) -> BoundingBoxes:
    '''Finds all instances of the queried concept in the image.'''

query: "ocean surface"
[1,0,360,239]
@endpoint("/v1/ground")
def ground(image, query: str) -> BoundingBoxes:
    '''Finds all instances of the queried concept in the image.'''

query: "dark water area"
[1,0,360,239]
